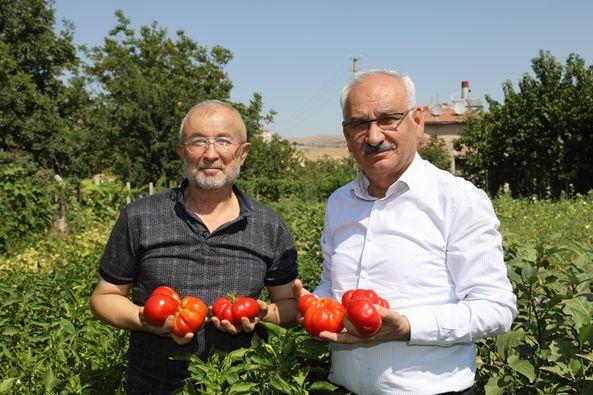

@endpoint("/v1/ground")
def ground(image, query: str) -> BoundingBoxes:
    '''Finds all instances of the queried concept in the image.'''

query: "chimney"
[461,81,469,100]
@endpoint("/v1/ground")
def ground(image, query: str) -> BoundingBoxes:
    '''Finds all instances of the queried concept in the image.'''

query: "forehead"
[344,75,407,117]
[183,106,243,138]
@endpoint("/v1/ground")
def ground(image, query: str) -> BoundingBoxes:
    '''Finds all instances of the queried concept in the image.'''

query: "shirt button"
[360,270,368,279]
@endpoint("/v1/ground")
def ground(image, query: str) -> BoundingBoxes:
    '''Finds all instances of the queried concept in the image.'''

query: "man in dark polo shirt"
[90,100,299,393]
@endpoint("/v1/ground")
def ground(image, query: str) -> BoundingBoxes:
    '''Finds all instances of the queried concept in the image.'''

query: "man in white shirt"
[294,69,517,394]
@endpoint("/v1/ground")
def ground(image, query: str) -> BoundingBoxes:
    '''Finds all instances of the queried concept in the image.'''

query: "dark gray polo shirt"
[99,181,298,393]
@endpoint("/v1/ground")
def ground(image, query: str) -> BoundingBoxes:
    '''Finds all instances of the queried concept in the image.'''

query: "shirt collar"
[351,152,424,200]
[172,179,253,218]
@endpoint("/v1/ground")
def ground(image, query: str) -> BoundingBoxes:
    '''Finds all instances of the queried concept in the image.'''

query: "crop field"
[1,193,592,394]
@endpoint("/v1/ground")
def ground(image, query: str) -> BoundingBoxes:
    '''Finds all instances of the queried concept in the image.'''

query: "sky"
[55,1,593,138]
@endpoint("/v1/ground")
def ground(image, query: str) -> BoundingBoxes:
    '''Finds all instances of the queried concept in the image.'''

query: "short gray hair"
[178,100,247,143]
[339,69,416,118]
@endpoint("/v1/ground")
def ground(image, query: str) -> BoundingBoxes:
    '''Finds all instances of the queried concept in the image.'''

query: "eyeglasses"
[183,137,245,155]
[342,109,414,140]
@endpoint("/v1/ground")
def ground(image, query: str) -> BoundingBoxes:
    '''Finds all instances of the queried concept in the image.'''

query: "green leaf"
[258,320,286,338]
[270,374,295,394]
[507,354,535,383]
[540,363,570,378]
[483,376,507,395]
[227,382,258,395]
[43,366,56,392]
[309,380,338,392]
[0,378,16,395]
[495,330,524,360]
[2,327,20,336]
[576,352,593,362]
[563,296,593,331]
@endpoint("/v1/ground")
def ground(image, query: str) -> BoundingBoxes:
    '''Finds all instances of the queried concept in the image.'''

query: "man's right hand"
[138,306,194,345]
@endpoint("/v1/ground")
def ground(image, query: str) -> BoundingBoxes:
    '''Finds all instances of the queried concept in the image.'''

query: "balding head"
[340,69,416,119]
[178,100,247,143]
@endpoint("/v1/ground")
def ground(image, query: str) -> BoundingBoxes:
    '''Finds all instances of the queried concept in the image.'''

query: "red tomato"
[297,294,322,316]
[377,297,390,309]
[143,286,181,326]
[212,295,260,325]
[302,298,346,337]
[346,297,382,336]
[171,296,207,337]
[341,289,379,307]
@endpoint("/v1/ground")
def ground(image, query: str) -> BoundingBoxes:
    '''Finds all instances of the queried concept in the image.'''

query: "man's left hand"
[318,306,411,344]
[210,300,268,335]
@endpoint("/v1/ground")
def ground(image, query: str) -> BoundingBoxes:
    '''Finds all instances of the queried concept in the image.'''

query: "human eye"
[377,114,401,127]
[189,138,208,147]
[215,137,232,147]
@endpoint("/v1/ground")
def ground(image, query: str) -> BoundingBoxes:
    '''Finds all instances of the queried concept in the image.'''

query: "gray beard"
[184,160,241,190]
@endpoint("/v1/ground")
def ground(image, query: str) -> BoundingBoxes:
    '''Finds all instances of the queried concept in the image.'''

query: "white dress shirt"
[314,153,517,395]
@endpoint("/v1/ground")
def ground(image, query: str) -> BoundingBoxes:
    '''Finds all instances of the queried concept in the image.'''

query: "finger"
[342,316,362,337]
[293,279,310,299]
[220,320,239,335]
[171,331,193,345]
[318,330,363,344]
[240,316,257,333]
[256,300,268,319]
[210,316,223,330]
[162,315,175,331]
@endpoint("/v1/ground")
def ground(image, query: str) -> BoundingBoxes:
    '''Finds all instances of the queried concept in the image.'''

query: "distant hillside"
[287,135,349,160]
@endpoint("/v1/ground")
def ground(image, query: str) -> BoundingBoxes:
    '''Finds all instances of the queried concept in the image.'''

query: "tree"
[418,135,451,171]
[456,51,593,197]
[85,11,275,185]
[0,0,90,177]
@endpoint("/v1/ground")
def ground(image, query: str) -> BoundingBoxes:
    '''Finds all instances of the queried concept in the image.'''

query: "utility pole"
[351,56,361,73]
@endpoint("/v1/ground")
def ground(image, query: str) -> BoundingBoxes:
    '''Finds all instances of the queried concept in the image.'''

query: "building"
[422,81,483,173]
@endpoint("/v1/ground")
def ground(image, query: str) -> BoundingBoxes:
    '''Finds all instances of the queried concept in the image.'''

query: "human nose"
[365,121,385,146]
[202,140,220,159]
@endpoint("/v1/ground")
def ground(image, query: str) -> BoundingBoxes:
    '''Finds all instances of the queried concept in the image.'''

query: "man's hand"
[318,305,411,344]
[138,306,194,345]
[210,300,268,335]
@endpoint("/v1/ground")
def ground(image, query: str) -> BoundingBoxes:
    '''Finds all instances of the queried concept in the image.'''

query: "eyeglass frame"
[182,136,247,155]
[342,108,414,139]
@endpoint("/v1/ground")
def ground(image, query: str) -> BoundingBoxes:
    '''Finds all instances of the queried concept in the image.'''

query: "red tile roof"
[422,104,467,125]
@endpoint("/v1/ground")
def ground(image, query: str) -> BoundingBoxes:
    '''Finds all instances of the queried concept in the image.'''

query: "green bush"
[78,178,129,221]
[0,161,55,253]
[418,135,451,171]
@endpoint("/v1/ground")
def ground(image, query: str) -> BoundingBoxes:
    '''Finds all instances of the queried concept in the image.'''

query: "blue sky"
[55,1,593,138]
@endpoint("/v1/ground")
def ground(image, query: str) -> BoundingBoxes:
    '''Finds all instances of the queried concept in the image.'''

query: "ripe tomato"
[171,296,208,337]
[377,297,390,309]
[212,295,260,325]
[341,289,390,309]
[302,298,346,337]
[297,294,322,316]
[346,297,382,336]
[143,286,182,326]
[341,289,379,307]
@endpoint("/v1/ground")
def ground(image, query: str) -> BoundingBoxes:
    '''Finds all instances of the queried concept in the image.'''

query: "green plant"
[476,239,593,394]
[418,135,451,171]
[0,162,55,253]
[177,322,337,394]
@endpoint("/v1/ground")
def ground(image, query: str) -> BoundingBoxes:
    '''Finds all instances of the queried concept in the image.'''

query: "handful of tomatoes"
[298,288,390,337]
[143,287,261,338]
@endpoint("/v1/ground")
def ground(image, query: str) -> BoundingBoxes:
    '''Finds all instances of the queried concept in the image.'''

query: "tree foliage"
[456,51,593,197]
[0,0,90,177]
[86,11,237,185]
[418,135,451,171]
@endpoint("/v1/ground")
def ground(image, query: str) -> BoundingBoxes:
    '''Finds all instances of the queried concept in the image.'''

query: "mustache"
[197,161,224,170]
[361,141,397,155]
